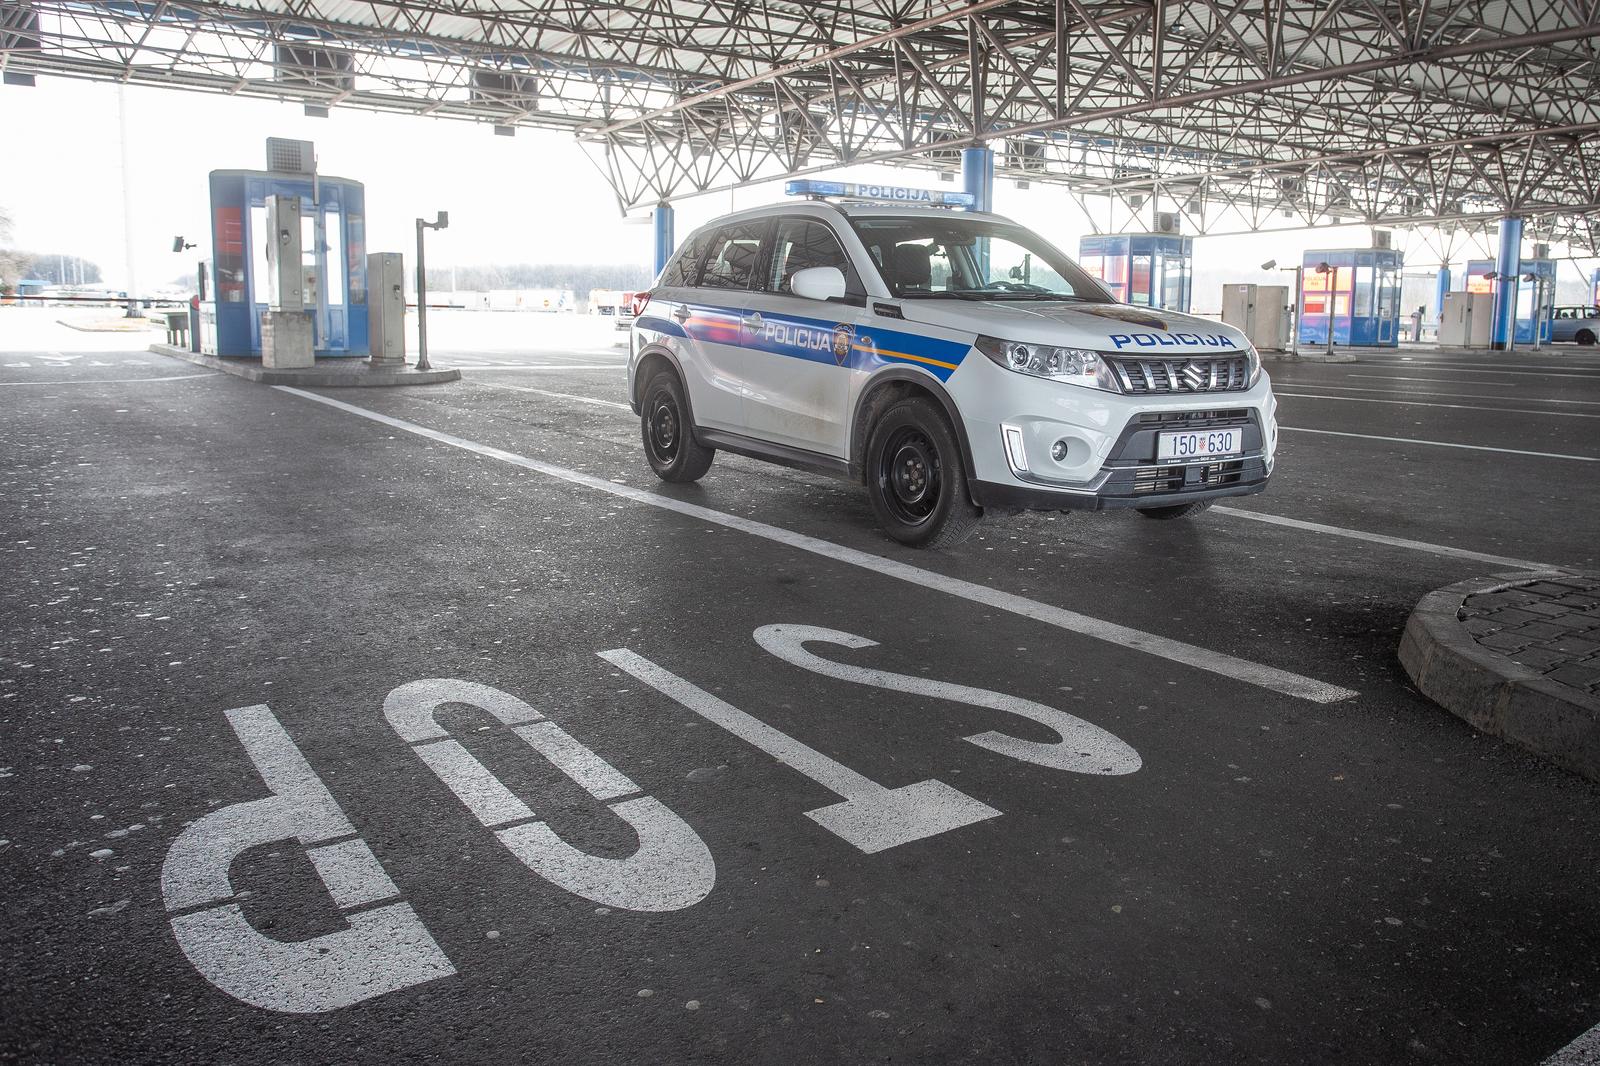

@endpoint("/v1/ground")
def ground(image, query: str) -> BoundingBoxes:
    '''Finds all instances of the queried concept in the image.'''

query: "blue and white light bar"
[784,179,976,208]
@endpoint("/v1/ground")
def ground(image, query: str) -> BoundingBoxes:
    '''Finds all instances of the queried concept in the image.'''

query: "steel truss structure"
[3,1,1599,248]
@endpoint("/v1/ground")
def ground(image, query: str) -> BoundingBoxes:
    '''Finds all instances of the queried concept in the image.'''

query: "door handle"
[742,312,763,330]
[671,304,691,323]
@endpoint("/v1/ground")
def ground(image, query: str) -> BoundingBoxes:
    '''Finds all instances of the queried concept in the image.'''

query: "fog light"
[1050,440,1068,462]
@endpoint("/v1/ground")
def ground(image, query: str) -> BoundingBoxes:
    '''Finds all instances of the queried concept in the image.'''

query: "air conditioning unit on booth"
[1153,210,1180,234]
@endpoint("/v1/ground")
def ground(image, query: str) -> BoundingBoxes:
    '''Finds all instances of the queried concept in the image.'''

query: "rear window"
[699,221,767,290]
[657,231,713,288]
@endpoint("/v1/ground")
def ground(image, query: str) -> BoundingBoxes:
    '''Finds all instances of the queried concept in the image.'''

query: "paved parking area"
[4,318,1600,1064]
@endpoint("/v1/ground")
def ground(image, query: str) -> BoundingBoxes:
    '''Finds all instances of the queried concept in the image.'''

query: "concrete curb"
[1400,570,1600,783]
[149,343,461,387]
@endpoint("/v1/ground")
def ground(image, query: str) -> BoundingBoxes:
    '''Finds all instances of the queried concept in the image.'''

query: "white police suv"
[629,181,1278,548]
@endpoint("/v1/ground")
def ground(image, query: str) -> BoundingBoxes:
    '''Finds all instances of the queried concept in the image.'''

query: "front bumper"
[952,354,1277,513]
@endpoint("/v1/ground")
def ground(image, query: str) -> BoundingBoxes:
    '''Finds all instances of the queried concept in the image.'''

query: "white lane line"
[1280,425,1598,462]
[1211,507,1559,571]
[1381,358,1600,373]
[456,364,627,372]
[1267,381,1600,407]
[276,386,1357,705]
[1348,367,1600,381]
[1543,1021,1600,1065]
[444,380,1576,569]
[472,380,631,410]
[0,372,218,386]
[1274,391,1600,419]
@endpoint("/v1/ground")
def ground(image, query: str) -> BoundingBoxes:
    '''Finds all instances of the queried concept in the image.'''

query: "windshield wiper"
[895,290,990,301]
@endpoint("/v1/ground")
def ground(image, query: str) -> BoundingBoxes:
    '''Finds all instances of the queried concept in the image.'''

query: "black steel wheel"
[865,396,981,548]
[640,371,715,483]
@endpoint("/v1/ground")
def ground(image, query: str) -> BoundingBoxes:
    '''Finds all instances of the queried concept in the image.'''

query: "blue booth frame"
[1297,248,1403,348]
[1077,234,1194,312]
[207,170,368,358]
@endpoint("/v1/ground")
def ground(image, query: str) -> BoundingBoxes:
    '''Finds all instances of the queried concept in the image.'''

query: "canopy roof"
[4,1,1598,246]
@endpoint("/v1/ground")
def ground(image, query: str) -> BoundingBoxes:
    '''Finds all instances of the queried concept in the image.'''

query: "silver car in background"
[1552,306,1599,345]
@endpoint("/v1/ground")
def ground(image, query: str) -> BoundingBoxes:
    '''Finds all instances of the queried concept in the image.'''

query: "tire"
[639,370,715,483]
[1137,500,1214,521]
[864,396,982,548]
[1577,329,1597,346]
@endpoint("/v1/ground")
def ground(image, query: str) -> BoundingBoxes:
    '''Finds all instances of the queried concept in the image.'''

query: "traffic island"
[1400,571,1600,783]
[149,342,460,386]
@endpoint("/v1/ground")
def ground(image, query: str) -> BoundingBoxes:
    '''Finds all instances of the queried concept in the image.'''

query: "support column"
[961,146,994,212]
[1490,216,1522,351]
[652,204,675,278]
[1592,268,1600,305]
[1433,266,1451,325]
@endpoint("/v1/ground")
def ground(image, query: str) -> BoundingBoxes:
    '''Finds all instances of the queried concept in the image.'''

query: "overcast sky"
[4,76,1595,310]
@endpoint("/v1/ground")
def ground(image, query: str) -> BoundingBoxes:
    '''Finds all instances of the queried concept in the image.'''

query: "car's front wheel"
[640,371,715,483]
[1577,329,1597,346]
[865,397,982,548]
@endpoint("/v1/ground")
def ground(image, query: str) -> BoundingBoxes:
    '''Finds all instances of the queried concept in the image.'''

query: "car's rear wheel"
[865,397,982,548]
[1137,500,1214,520]
[1577,329,1597,346]
[640,371,715,483]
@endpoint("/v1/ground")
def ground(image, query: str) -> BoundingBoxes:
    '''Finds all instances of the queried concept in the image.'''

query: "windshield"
[850,216,1114,303]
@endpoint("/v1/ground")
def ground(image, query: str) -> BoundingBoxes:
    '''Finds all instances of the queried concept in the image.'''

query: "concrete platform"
[1401,572,1600,783]
[150,342,460,386]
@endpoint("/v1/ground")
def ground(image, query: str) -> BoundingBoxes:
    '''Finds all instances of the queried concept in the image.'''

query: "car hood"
[896,298,1251,354]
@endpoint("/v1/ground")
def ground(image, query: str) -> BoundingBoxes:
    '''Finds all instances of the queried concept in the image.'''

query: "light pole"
[1263,259,1302,355]
[1524,271,1547,352]
[415,211,449,371]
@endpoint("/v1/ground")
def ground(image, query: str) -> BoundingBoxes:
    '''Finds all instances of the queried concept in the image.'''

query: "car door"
[669,220,768,433]
[739,217,865,457]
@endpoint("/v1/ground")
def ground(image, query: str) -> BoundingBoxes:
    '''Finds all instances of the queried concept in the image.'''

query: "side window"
[766,219,850,294]
[658,231,712,288]
[699,222,766,290]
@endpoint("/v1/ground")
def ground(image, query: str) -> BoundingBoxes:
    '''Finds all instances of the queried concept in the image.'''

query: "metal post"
[1529,276,1546,352]
[1434,266,1451,334]
[1490,216,1522,351]
[415,218,430,371]
[653,203,675,278]
[1288,266,1302,356]
[117,84,140,318]
[413,210,449,372]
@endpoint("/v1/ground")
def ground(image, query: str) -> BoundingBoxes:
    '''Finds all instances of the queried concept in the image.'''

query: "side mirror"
[790,266,846,301]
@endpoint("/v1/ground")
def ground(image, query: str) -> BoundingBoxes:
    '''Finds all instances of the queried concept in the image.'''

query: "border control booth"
[203,143,368,358]
[1297,248,1402,348]
[1078,234,1194,311]
[1465,257,1555,345]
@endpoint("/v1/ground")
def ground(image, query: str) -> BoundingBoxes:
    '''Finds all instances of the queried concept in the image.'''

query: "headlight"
[975,336,1121,392]
[1244,343,1262,387]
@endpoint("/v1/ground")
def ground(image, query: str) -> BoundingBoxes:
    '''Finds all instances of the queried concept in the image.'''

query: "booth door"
[315,203,348,352]
[1376,264,1398,343]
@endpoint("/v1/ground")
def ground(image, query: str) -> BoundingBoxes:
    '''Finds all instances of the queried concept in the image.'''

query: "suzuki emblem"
[1180,361,1207,390]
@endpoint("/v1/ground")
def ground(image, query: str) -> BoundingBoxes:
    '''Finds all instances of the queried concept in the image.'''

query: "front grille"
[1107,354,1250,394]
[1137,409,1250,428]
[1132,458,1246,495]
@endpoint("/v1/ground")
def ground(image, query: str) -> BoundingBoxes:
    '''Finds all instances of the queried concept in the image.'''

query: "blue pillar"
[1490,216,1522,351]
[1433,266,1451,324]
[1592,267,1600,305]
[961,145,994,212]
[652,203,675,278]
[962,146,994,279]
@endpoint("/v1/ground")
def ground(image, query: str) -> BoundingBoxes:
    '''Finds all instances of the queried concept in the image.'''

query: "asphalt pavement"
[4,315,1600,1065]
